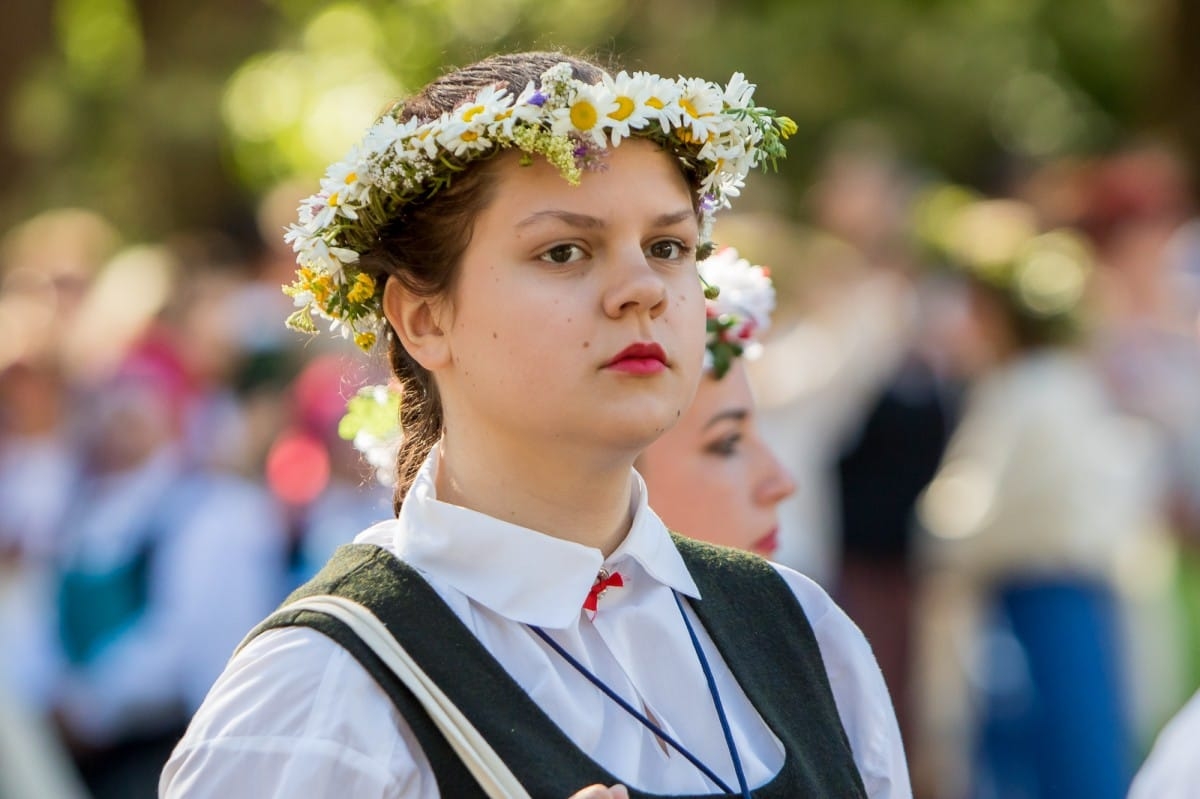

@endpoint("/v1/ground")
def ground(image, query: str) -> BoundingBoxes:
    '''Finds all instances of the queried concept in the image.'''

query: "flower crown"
[701,247,775,379]
[282,62,794,351]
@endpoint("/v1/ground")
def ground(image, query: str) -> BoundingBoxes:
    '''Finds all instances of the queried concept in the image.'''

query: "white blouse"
[161,450,910,798]
[1128,688,1200,799]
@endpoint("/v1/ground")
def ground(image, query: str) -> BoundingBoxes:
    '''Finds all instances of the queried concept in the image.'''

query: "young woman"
[635,247,796,558]
[161,51,909,798]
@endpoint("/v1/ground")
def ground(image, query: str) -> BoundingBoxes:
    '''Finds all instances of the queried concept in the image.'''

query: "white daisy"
[321,154,371,205]
[450,84,513,138]
[296,238,359,277]
[361,116,410,157]
[406,119,443,159]
[600,71,663,143]
[637,72,683,129]
[550,81,614,148]
[434,98,498,158]
[676,77,726,144]
[722,72,757,109]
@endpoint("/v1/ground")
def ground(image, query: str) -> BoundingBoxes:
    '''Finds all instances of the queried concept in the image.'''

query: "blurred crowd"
[0,186,393,798]
[3,136,1200,799]
[745,136,1200,799]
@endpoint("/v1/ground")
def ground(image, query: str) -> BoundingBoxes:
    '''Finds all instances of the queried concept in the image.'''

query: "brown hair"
[359,52,607,512]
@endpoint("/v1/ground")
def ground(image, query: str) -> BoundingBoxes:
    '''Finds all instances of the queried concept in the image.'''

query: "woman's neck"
[434,430,636,558]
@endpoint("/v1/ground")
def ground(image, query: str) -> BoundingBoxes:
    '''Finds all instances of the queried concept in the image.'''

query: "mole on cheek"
[582,341,590,349]
[492,332,498,339]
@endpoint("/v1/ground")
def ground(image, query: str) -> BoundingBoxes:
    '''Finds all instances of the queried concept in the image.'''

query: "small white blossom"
[722,72,757,109]
[700,246,775,347]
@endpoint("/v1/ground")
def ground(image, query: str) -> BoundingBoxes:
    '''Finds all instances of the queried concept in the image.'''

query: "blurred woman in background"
[913,205,1164,799]
[636,247,796,557]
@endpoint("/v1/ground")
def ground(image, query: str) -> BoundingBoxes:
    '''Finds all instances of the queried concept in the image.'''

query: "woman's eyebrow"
[515,208,696,230]
[703,408,749,430]
[516,210,603,229]
[654,209,698,227]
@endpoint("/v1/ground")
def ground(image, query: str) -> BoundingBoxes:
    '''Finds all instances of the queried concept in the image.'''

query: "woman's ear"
[382,276,452,370]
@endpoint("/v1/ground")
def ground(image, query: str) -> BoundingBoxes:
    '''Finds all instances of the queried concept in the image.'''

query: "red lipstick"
[752,528,780,558]
[605,342,667,375]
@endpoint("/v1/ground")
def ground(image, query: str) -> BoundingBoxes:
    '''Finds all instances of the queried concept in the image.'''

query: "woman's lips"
[752,528,779,557]
[605,342,667,375]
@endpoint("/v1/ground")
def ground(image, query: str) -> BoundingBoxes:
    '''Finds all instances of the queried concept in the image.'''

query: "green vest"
[248,535,869,798]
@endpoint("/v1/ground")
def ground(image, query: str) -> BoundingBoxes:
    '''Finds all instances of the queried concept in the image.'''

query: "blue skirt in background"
[973,578,1133,799]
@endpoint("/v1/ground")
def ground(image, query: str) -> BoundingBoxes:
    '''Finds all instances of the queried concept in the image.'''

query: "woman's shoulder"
[765,561,883,681]
[767,561,913,797]
[176,626,400,748]
[671,536,847,633]
[162,626,432,798]
[766,561,844,631]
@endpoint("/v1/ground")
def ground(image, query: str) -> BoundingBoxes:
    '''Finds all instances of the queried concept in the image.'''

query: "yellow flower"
[347,272,376,304]
[610,96,635,122]
[354,331,377,351]
[570,100,598,131]
[778,116,798,139]
[310,273,335,306]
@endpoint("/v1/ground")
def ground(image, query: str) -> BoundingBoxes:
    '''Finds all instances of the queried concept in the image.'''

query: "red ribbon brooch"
[583,568,624,616]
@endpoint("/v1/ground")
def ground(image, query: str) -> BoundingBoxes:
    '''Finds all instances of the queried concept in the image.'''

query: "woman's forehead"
[486,141,696,223]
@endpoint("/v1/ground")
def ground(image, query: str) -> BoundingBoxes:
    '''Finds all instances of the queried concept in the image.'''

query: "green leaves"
[337,385,402,442]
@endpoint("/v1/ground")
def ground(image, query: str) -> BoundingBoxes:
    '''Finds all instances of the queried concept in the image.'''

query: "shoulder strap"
[242,544,491,798]
[244,594,530,799]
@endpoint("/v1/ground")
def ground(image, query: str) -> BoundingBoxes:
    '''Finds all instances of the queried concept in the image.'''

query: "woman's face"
[431,139,707,459]
[638,360,796,557]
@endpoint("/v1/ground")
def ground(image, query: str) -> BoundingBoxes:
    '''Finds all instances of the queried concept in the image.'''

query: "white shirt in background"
[1128,688,1200,799]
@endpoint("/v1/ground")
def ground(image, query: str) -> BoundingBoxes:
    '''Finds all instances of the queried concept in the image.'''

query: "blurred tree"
[1155,0,1200,195]
[0,0,1188,247]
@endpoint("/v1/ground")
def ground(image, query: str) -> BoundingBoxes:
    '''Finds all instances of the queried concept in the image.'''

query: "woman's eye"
[705,434,742,457]
[647,240,690,260]
[539,244,585,264]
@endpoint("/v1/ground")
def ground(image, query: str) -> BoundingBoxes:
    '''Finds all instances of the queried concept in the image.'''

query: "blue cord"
[529,625,735,793]
[673,591,752,799]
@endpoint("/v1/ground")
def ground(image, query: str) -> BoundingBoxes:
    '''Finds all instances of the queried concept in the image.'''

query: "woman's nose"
[602,249,668,319]
[757,446,797,506]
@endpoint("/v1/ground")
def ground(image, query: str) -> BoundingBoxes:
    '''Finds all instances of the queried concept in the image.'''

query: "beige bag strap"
[248,595,532,799]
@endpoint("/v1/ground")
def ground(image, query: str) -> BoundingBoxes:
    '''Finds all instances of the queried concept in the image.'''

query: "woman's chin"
[594,406,689,451]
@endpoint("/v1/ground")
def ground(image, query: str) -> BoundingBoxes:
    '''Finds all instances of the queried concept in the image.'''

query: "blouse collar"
[369,446,700,629]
